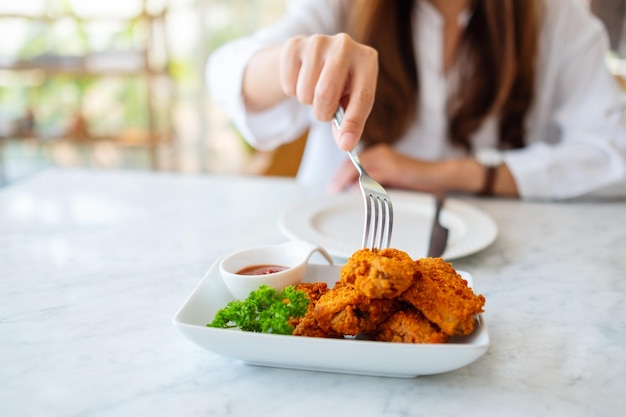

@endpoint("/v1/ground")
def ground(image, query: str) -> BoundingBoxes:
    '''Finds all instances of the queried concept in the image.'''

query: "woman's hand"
[328,145,446,193]
[327,144,520,197]
[279,33,378,151]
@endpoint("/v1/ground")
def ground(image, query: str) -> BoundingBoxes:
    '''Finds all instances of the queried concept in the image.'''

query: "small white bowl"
[219,240,334,300]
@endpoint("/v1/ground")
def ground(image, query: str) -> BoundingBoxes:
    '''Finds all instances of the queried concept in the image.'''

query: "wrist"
[442,158,485,193]
[243,45,285,111]
[474,148,505,196]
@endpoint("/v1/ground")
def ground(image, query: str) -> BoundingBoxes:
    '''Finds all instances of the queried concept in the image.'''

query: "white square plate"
[173,260,489,378]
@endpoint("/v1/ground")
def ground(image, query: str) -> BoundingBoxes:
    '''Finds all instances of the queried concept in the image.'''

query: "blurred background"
[0,0,287,186]
[0,0,624,186]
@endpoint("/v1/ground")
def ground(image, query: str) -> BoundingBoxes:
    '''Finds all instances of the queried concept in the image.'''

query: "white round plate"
[278,190,498,260]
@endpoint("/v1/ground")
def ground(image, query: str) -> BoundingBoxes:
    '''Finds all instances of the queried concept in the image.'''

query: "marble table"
[1,168,624,417]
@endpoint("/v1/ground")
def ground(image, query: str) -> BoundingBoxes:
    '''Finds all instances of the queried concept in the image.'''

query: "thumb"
[332,107,366,151]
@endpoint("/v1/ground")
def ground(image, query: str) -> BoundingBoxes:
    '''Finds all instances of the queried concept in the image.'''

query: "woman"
[207,0,626,200]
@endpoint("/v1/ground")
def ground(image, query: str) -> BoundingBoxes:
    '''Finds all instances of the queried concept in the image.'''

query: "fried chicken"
[292,249,485,343]
[373,306,448,344]
[293,281,329,304]
[312,282,399,336]
[340,248,417,299]
[400,257,485,336]
[290,282,342,338]
[339,248,377,285]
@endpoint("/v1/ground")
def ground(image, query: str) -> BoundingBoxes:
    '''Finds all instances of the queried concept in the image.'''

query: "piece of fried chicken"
[340,248,417,299]
[290,282,342,338]
[312,282,399,336]
[400,257,485,336]
[373,306,448,344]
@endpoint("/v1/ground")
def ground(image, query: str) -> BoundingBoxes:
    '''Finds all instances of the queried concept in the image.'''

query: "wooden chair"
[260,130,307,177]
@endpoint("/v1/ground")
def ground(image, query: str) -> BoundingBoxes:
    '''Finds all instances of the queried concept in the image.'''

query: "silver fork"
[333,106,393,249]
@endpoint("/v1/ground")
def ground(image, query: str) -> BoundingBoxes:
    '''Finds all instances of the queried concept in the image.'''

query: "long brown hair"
[347,0,541,152]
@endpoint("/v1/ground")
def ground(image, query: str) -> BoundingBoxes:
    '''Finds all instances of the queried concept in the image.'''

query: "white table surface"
[1,168,625,417]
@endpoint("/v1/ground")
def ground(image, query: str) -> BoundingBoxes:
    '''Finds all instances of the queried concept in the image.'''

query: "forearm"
[442,158,519,198]
[334,145,520,197]
[242,44,287,112]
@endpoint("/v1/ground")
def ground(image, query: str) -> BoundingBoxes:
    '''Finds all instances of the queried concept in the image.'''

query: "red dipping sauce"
[236,264,289,275]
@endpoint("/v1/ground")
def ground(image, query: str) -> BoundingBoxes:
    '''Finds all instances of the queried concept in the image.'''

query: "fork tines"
[362,193,393,250]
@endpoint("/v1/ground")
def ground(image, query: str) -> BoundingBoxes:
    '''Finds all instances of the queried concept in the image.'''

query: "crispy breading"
[357,249,417,298]
[400,257,485,336]
[290,282,342,338]
[292,311,343,338]
[312,282,399,336]
[293,281,329,304]
[339,248,377,285]
[340,248,416,299]
[374,307,448,344]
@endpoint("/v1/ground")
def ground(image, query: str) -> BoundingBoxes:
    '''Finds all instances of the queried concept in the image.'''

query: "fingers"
[328,36,377,150]
[280,35,328,104]
[279,33,378,150]
[279,36,303,97]
[311,34,352,120]
[335,98,372,150]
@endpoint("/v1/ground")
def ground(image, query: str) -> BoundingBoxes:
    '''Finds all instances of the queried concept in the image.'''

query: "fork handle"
[333,106,345,130]
[346,149,365,175]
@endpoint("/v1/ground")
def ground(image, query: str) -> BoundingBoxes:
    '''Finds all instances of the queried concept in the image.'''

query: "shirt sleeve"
[206,0,348,151]
[505,0,626,200]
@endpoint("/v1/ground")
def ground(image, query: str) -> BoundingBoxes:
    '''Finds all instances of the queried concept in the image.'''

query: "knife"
[427,191,449,258]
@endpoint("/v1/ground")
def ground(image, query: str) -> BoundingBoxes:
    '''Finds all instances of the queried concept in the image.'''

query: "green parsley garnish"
[207,285,309,335]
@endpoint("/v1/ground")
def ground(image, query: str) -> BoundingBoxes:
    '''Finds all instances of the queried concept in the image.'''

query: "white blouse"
[207,0,626,200]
